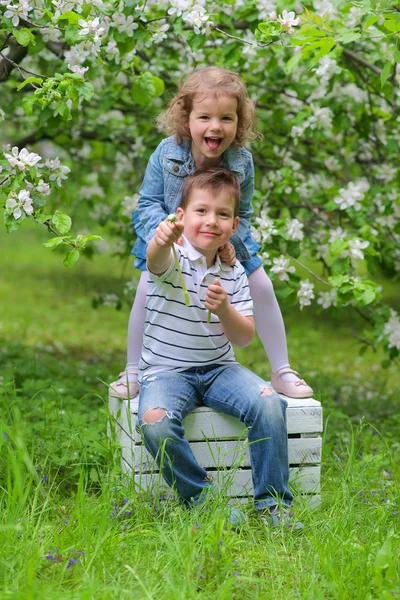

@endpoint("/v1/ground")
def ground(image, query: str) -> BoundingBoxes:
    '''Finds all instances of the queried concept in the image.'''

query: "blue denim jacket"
[132,136,261,271]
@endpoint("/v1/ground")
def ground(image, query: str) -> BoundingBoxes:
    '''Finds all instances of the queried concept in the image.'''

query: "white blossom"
[329,227,344,243]
[5,146,42,171]
[317,289,337,309]
[348,239,369,262]
[286,218,304,241]
[334,179,370,211]
[168,0,193,17]
[121,194,139,217]
[102,293,119,308]
[4,0,31,26]
[79,17,105,37]
[6,189,34,219]
[36,180,50,195]
[43,157,71,187]
[0,108,5,122]
[297,279,315,309]
[279,10,300,27]
[111,12,138,36]
[90,203,111,221]
[68,64,89,76]
[315,56,341,83]
[270,255,296,281]
[254,212,278,244]
[383,310,400,350]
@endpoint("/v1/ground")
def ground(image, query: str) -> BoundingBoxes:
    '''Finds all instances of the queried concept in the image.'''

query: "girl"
[110,66,313,400]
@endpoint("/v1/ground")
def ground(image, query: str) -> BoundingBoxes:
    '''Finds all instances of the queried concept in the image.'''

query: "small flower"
[297,279,315,309]
[348,238,369,262]
[269,11,277,20]
[270,255,296,281]
[67,558,79,568]
[285,218,304,241]
[6,189,34,219]
[36,179,50,195]
[317,289,337,309]
[4,146,42,171]
[279,10,300,28]
[68,64,89,76]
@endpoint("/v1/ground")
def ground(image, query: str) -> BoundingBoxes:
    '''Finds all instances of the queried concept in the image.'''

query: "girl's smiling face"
[188,95,238,169]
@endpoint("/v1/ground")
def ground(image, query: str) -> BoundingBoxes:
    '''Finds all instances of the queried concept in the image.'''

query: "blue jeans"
[138,364,293,510]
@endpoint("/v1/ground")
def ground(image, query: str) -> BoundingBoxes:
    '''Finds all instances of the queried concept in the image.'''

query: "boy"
[138,167,296,527]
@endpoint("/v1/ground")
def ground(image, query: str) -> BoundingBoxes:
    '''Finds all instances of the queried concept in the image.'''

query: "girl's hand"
[205,279,229,316]
[218,242,236,265]
[154,219,184,248]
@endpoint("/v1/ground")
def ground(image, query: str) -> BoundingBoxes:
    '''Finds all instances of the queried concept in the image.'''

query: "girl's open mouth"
[205,137,222,151]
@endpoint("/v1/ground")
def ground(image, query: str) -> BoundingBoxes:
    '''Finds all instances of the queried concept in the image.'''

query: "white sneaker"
[109,372,140,399]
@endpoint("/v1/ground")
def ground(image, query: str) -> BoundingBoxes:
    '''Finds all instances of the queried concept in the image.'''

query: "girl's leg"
[126,270,148,376]
[109,271,147,399]
[248,267,313,398]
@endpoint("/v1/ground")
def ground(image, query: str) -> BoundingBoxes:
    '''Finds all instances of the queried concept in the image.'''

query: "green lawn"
[0,222,399,599]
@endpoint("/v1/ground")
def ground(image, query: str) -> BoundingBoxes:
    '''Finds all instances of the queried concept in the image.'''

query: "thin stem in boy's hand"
[165,213,190,307]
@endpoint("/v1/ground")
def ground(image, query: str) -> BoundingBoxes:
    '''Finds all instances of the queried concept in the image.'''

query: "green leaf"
[12,28,35,46]
[63,248,80,267]
[17,77,43,91]
[285,51,303,74]
[186,31,207,51]
[43,237,67,248]
[57,10,81,24]
[131,72,157,105]
[364,15,379,29]
[330,238,347,257]
[75,81,94,101]
[55,99,72,120]
[151,76,165,97]
[52,211,72,235]
[64,24,80,45]
[360,288,376,305]
[336,31,361,44]
[380,61,392,88]
[21,95,37,115]
[395,51,400,63]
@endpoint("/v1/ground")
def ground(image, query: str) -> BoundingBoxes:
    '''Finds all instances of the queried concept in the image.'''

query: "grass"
[0,222,399,599]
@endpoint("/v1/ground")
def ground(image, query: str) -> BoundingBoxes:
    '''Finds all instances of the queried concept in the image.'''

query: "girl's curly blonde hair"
[159,66,257,147]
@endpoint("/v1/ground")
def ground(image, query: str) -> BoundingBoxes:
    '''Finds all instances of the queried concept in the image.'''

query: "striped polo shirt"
[139,237,253,381]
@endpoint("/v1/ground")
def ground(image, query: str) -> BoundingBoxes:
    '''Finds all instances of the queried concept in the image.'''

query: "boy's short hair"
[180,168,240,217]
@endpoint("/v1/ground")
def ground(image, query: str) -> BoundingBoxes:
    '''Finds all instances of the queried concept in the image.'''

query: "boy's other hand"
[218,242,236,265]
[154,219,184,248]
[205,279,229,316]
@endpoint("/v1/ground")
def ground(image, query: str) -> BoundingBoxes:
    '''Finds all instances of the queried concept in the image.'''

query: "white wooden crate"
[109,391,322,506]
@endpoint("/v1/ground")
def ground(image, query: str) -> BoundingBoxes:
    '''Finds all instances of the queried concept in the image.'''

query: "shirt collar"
[180,236,231,272]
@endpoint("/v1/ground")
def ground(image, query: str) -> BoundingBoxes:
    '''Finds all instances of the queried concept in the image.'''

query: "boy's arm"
[147,218,184,275]
[205,279,255,347]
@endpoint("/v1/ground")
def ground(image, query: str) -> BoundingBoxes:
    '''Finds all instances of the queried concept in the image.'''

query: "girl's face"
[188,94,238,169]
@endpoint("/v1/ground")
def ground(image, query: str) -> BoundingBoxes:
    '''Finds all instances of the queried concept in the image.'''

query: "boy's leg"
[138,371,212,506]
[202,364,293,510]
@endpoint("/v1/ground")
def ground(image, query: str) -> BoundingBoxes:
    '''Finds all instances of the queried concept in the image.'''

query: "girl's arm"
[137,142,169,243]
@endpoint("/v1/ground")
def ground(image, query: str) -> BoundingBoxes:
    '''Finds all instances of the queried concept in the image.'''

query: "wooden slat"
[120,436,322,471]
[110,395,323,444]
[127,465,320,496]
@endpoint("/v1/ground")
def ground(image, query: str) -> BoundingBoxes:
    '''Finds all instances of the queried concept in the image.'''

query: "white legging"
[126,266,290,374]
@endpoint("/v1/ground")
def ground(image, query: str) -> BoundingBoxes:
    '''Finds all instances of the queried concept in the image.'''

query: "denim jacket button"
[173,165,179,172]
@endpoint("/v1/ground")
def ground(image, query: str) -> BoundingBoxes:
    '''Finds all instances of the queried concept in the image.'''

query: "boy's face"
[177,188,239,262]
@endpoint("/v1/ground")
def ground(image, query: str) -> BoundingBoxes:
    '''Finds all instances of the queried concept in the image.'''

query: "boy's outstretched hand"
[154,217,184,248]
[218,242,236,265]
[205,279,229,317]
